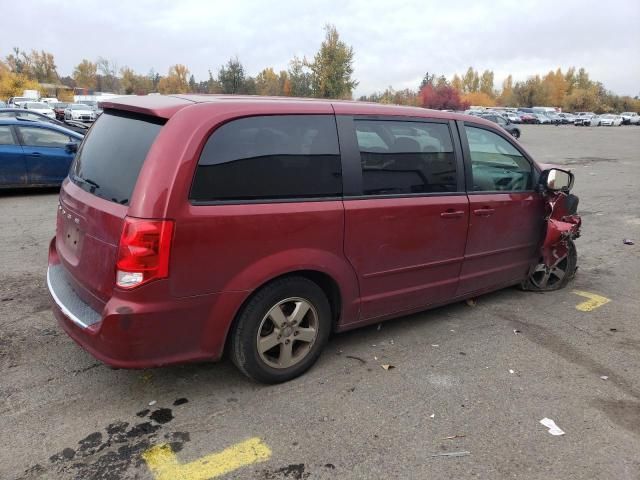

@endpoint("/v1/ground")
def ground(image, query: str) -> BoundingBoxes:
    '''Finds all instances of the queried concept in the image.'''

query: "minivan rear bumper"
[48,237,246,368]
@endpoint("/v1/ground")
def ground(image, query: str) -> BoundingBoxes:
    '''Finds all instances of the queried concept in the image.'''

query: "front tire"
[522,240,577,292]
[229,276,331,383]
[511,129,521,139]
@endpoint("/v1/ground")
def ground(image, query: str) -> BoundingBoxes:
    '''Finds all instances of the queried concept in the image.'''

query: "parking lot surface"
[1,125,639,480]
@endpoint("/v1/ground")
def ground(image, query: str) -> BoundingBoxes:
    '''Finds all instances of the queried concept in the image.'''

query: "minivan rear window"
[70,111,164,205]
[191,115,341,202]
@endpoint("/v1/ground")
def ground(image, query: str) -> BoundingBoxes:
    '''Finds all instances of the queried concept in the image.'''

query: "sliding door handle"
[440,210,465,219]
[473,207,495,216]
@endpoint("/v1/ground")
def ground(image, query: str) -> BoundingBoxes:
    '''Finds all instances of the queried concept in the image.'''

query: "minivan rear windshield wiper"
[72,175,100,191]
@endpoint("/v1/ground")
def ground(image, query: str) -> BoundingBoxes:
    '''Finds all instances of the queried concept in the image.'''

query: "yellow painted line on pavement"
[572,290,611,312]
[143,437,271,480]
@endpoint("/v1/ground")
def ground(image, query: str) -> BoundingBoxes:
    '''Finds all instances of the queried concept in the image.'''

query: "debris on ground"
[431,344,440,347]
[381,364,395,370]
[465,299,476,307]
[539,417,565,436]
[609,328,617,332]
[430,414,435,418]
[600,375,609,380]
[509,369,515,374]
[443,435,466,440]
[148,400,157,406]
[377,323,382,331]
[431,451,470,458]
[623,239,634,245]
[345,355,366,364]
[514,329,521,335]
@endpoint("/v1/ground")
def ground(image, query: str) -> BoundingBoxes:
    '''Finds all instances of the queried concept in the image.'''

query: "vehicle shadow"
[0,187,60,198]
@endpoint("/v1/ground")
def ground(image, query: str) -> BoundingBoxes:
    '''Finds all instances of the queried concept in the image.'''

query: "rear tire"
[229,276,331,383]
[522,240,577,292]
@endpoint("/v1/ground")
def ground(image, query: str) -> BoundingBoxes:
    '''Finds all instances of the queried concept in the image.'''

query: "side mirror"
[540,168,573,192]
[66,142,78,153]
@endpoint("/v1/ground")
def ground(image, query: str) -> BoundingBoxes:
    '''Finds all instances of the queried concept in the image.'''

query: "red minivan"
[48,95,580,383]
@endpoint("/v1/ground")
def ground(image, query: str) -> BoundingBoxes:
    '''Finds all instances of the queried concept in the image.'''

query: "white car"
[64,104,97,122]
[22,101,56,119]
[599,114,623,126]
[620,112,639,125]
[40,97,59,105]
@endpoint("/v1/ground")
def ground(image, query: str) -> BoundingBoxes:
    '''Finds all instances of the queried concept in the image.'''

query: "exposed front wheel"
[511,129,521,139]
[229,276,331,383]
[522,240,577,291]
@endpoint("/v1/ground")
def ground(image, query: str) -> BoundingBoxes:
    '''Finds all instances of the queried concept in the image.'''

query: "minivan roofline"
[97,94,491,125]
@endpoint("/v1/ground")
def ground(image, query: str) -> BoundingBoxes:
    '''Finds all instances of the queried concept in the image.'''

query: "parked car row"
[467,109,638,127]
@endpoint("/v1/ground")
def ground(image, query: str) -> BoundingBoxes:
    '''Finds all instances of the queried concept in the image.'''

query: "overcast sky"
[4,0,640,97]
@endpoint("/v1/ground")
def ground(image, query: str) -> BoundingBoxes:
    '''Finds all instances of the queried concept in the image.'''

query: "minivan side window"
[354,120,457,195]
[191,115,341,202]
[464,126,532,192]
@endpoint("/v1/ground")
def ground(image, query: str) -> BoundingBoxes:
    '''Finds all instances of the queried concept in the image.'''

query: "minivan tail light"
[116,217,174,289]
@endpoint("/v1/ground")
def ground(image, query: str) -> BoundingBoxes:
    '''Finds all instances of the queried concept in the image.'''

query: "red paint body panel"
[344,196,469,320]
[457,193,545,295]
[47,95,561,369]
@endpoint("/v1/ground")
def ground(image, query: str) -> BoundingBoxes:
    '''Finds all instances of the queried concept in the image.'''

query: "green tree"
[308,24,358,99]
[479,70,494,97]
[288,57,312,97]
[73,59,97,89]
[218,57,246,94]
[30,50,58,83]
[462,67,479,93]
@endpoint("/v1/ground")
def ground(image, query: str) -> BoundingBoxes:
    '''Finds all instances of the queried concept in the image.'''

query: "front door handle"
[29,152,41,157]
[440,210,465,219]
[473,207,495,216]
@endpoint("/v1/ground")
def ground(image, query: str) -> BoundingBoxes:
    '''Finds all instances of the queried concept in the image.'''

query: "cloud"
[3,0,639,96]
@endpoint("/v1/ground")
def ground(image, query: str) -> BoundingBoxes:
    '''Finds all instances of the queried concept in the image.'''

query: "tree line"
[0,25,356,102]
[1,26,638,114]
[360,67,640,113]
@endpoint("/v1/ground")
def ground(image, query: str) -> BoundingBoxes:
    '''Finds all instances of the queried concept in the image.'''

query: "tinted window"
[465,126,532,191]
[191,115,341,202]
[354,120,457,195]
[70,111,163,205]
[0,126,15,145]
[18,126,71,147]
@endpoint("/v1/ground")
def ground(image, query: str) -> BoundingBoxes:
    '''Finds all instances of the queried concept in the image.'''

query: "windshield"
[70,111,164,205]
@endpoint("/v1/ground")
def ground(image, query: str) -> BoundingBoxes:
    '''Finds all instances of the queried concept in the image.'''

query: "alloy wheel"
[257,297,319,369]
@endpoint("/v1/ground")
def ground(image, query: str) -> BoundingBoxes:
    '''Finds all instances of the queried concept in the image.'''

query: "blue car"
[0,118,83,188]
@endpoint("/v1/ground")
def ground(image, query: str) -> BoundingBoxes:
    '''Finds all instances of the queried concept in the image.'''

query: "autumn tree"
[461,91,496,107]
[0,70,43,99]
[255,67,280,96]
[157,64,190,93]
[288,57,312,97]
[420,83,467,110]
[542,68,567,107]
[120,67,153,94]
[279,71,291,96]
[73,59,97,89]
[308,24,358,99]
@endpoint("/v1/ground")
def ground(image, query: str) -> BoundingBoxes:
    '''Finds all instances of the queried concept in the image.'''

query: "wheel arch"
[221,269,346,358]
